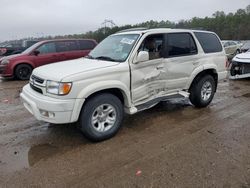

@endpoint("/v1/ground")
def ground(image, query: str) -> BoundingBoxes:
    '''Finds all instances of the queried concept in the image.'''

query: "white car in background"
[222,40,241,58]
[230,49,250,79]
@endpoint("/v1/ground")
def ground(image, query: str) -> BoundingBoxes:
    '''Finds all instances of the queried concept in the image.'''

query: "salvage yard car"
[230,49,250,79]
[0,40,39,57]
[0,39,97,80]
[20,28,227,141]
[221,40,241,58]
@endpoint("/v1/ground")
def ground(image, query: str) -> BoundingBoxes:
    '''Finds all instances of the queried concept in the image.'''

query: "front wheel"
[79,93,124,142]
[189,75,216,108]
[15,64,32,80]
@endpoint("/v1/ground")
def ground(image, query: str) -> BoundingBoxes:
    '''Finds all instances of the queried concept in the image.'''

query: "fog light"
[40,110,55,118]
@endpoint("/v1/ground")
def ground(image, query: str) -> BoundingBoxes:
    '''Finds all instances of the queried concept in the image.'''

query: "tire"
[79,93,124,142]
[15,64,32,80]
[189,75,216,108]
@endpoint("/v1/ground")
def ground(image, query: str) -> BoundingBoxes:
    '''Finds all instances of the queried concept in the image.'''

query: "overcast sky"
[0,0,249,41]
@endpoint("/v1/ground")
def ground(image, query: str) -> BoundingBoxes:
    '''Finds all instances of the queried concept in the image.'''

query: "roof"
[114,28,215,35]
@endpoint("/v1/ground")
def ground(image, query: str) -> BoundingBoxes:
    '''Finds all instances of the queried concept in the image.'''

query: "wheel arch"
[188,68,218,92]
[71,81,131,123]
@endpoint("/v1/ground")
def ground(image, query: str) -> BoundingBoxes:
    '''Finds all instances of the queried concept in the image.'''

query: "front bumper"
[0,65,6,74]
[20,84,83,124]
[0,64,12,77]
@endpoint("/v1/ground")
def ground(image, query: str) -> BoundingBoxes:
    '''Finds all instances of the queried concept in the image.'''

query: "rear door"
[32,42,58,67]
[78,40,97,57]
[162,32,198,90]
[55,41,79,61]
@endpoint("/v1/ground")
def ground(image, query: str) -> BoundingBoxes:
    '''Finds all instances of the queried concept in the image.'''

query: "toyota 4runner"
[20,28,228,141]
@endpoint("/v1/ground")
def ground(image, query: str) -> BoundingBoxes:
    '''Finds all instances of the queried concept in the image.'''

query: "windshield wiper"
[95,56,116,62]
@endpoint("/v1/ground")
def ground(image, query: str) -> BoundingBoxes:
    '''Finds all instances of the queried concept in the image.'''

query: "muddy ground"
[0,78,250,188]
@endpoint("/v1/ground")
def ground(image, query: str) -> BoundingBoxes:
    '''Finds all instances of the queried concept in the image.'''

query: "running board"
[125,91,189,114]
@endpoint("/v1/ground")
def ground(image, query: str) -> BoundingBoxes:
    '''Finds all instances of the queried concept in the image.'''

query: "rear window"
[79,40,96,50]
[194,32,222,53]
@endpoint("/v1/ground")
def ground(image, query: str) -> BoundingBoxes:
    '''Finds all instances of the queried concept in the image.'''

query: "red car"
[0,39,97,80]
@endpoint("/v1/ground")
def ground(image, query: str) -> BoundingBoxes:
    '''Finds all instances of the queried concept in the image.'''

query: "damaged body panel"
[230,51,250,79]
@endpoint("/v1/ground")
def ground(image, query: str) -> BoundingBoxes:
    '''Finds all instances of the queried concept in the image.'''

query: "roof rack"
[116,27,149,33]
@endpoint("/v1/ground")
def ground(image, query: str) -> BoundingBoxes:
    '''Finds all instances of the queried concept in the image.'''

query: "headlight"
[46,80,72,95]
[1,59,9,65]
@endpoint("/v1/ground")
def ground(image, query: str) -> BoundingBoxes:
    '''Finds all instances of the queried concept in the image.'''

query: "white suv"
[20,28,227,141]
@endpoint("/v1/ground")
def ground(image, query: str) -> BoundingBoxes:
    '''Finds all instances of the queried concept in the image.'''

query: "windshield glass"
[88,34,140,62]
[21,42,43,54]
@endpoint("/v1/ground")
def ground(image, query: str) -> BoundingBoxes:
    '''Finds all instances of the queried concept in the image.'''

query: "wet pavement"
[0,78,250,187]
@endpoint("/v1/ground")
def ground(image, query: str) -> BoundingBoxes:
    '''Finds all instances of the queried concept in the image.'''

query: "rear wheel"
[79,93,124,142]
[189,75,216,108]
[15,64,32,80]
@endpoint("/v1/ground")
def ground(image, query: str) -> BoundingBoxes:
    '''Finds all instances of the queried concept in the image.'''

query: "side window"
[79,40,96,50]
[194,32,222,53]
[229,41,236,46]
[37,43,56,54]
[167,33,197,57]
[139,34,164,60]
[224,42,229,47]
[56,41,79,52]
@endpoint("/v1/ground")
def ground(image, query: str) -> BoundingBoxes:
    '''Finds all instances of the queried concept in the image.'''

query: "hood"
[233,52,250,63]
[0,54,23,61]
[32,58,119,81]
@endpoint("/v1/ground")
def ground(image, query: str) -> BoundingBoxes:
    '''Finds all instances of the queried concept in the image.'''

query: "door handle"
[156,65,164,70]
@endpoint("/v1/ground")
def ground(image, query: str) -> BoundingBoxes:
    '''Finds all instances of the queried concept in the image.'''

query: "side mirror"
[135,51,149,63]
[33,50,40,56]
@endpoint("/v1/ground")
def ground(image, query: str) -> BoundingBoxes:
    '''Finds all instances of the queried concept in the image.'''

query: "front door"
[130,34,167,106]
[32,42,59,67]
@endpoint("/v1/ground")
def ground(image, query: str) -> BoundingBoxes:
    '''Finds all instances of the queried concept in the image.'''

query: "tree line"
[54,4,250,42]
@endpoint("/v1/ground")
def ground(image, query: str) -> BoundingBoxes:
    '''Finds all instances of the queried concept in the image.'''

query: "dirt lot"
[0,78,250,188]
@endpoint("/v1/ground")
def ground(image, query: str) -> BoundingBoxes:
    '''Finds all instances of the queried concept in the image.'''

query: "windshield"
[21,42,43,54]
[88,34,140,62]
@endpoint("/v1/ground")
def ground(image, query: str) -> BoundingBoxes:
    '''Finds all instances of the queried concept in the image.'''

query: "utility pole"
[101,19,116,34]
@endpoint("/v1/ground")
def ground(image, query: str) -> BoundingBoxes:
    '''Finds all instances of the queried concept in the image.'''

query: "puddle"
[242,93,250,98]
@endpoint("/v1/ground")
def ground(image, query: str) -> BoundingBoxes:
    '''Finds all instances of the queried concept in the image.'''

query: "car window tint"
[194,32,222,53]
[139,34,164,60]
[79,40,96,50]
[56,41,79,52]
[167,33,197,57]
[37,43,56,54]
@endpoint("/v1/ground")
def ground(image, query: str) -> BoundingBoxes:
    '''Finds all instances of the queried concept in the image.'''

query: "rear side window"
[194,32,222,53]
[167,33,197,57]
[79,40,96,50]
[56,41,79,52]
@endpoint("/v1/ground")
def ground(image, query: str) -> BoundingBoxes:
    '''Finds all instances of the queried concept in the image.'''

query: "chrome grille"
[31,75,44,84]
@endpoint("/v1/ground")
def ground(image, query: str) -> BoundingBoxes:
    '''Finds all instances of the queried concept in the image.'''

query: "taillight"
[0,48,7,55]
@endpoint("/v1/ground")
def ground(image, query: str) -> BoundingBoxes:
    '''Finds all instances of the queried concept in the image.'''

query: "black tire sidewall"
[15,64,32,80]
[190,75,216,108]
[79,93,124,142]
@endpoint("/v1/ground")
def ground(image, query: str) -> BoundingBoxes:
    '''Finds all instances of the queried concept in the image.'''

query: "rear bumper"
[20,84,83,124]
